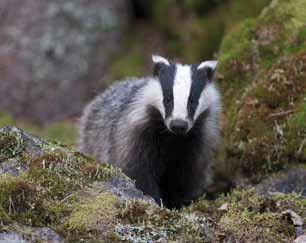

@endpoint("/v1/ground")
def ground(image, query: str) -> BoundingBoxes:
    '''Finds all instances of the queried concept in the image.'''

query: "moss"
[0,128,129,238]
[228,0,272,21]
[26,151,124,201]
[187,189,306,242]
[223,53,306,179]
[0,175,43,226]
[116,199,215,242]
[259,0,306,30]
[285,100,306,160]
[218,0,306,87]
[217,0,306,181]
[0,127,25,159]
[216,191,305,242]
[1,128,306,242]
[66,193,119,239]
[219,210,290,242]
[216,19,258,139]
[218,19,256,73]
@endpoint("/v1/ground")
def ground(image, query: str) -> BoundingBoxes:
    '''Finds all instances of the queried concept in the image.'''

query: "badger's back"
[77,78,147,163]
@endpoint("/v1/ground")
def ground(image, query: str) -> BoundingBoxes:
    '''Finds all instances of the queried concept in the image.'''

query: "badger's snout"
[169,119,189,135]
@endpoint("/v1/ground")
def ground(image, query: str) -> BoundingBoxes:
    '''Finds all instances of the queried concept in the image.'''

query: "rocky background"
[0,0,306,242]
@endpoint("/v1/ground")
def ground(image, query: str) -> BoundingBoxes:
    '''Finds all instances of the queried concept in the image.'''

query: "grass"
[0,113,77,147]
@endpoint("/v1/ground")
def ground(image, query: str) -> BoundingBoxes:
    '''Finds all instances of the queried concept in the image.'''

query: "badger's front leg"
[124,165,161,203]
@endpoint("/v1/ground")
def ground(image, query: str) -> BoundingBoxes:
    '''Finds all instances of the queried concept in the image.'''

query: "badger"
[77,55,221,208]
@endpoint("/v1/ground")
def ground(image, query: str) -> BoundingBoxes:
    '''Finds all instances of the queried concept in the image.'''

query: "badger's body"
[78,56,221,208]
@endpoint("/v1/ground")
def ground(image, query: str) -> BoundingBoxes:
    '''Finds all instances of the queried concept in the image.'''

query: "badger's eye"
[164,97,172,104]
[190,98,195,105]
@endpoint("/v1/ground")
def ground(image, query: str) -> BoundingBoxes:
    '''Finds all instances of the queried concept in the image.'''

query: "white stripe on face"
[127,79,165,126]
[171,64,192,120]
[194,83,220,120]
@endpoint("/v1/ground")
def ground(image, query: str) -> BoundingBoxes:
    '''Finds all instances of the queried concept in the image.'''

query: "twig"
[268,110,295,118]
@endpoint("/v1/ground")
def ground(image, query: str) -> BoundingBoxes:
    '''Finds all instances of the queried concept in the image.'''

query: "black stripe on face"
[156,64,176,118]
[188,65,208,120]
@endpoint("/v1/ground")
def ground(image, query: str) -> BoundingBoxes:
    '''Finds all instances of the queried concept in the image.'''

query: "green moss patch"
[1,126,306,242]
[0,127,25,160]
[188,189,306,242]
[225,53,306,179]
[217,0,306,182]
[0,175,39,225]
[285,100,306,160]
[65,193,119,241]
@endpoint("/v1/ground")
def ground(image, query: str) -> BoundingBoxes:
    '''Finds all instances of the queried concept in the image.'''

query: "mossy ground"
[1,127,306,242]
[216,0,306,182]
[0,126,215,242]
[187,189,306,243]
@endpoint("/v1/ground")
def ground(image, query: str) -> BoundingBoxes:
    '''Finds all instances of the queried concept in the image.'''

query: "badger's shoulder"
[77,77,151,158]
[93,77,149,107]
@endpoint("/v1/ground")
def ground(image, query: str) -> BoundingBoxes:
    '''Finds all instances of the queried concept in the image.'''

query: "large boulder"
[216,0,306,182]
[0,0,130,123]
[255,167,306,197]
[0,126,213,242]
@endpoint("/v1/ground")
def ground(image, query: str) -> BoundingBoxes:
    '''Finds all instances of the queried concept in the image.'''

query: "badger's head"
[149,55,220,135]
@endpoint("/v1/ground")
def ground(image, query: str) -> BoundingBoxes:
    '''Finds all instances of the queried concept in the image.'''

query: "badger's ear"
[152,55,170,76]
[197,60,218,81]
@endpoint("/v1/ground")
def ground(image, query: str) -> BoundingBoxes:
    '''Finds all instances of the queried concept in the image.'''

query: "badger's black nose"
[169,119,188,134]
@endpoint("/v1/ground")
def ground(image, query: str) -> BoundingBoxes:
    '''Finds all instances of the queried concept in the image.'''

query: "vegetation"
[0,113,76,146]
[216,0,306,182]
[1,0,306,242]
[0,126,305,242]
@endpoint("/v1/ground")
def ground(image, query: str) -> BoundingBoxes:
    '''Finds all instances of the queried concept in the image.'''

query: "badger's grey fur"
[78,55,221,208]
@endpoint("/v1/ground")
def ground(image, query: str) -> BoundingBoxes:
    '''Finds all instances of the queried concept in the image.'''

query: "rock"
[0,233,26,243]
[0,126,214,242]
[0,126,47,176]
[31,227,63,243]
[216,0,306,182]
[295,235,306,243]
[0,227,64,243]
[0,158,27,177]
[0,126,150,201]
[98,178,154,203]
[255,167,306,197]
[0,0,130,123]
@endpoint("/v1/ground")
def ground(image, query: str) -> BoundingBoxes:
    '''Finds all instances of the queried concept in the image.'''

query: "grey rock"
[0,126,154,203]
[295,235,306,243]
[0,227,64,243]
[31,227,63,243]
[96,178,155,203]
[0,158,27,177]
[0,0,130,123]
[0,126,46,155]
[255,167,306,197]
[0,233,27,243]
